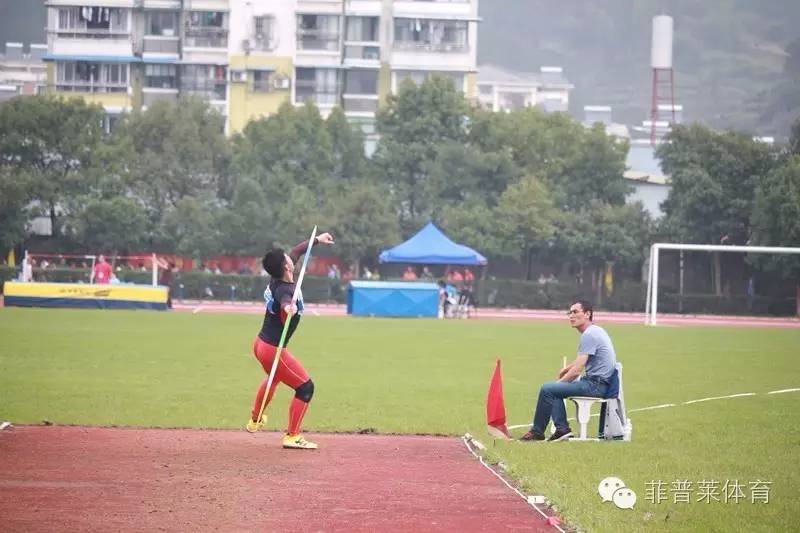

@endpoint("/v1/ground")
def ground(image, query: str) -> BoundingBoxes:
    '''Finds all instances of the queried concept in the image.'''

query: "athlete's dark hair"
[574,299,594,321]
[262,249,286,278]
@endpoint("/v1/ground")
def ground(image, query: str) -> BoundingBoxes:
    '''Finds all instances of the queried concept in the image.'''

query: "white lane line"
[683,393,755,404]
[462,434,566,533]
[506,389,797,430]
[628,403,675,413]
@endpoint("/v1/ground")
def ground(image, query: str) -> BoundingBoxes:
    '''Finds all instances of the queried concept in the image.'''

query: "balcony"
[297,29,340,52]
[143,37,179,54]
[342,94,378,114]
[184,28,228,48]
[344,44,380,61]
[143,90,178,107]
[393,41,468,53]
[54,81,128,93]
[296,81,340,106]
[181,79,227,101]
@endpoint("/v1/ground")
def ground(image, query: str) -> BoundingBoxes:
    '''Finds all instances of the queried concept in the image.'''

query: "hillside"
[478,0,800,137]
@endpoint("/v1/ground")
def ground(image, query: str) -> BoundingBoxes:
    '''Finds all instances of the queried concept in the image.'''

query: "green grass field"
[1,307,798,532]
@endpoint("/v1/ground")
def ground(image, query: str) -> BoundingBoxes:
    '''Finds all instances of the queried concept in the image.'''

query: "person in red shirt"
[93,254,112,284]
[402,266,418,280]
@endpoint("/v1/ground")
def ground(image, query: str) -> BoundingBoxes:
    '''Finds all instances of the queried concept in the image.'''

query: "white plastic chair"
[568,362,630,441]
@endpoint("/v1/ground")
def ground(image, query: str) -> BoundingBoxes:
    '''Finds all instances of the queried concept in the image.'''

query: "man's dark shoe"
[548,427,573,442]
[519,430,545,441]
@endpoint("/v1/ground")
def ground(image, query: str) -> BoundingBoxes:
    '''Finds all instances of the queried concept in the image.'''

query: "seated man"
[521,299,617,442]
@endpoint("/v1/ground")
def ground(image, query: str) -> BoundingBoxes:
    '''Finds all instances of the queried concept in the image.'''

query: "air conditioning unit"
[230,70,247,83]
[272,77,290,90]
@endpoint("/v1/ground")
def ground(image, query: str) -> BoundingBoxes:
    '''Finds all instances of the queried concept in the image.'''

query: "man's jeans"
[532,378,609,433]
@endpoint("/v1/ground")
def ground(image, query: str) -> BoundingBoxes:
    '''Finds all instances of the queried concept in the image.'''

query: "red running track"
[0,426,553,532]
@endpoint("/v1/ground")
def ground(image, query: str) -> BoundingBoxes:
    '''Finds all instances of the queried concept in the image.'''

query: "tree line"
[1,76,798,295]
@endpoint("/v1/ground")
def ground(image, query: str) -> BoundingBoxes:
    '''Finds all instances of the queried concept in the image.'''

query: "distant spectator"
[160,262,176,308]
[421,266,434,280]
[362,266,373,280]
[538,273,547,285]
[214,264,222,275]
[93,254,112,284]
[110,273,121,284]
[402,266,418,281]
[464,268,475,284]
[451,269,464,286]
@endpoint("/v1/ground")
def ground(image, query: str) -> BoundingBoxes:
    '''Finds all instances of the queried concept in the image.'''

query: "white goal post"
[645,243,800,325]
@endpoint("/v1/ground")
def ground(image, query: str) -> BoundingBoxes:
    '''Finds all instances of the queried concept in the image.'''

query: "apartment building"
[44,0,479,136]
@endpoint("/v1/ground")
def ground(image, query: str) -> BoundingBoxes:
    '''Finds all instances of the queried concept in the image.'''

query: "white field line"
[507,389,798,430]
[683,393,756,404]
[462,434,566,533]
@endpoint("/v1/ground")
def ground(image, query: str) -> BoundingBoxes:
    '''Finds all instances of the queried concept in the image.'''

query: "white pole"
[644,245,654,325]
[152,253,157,287]
[89,255,96,284]
[652,245,660,326]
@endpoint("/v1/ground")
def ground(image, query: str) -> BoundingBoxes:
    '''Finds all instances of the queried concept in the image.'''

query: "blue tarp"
[378,222,487,265]
[347,281,439,318]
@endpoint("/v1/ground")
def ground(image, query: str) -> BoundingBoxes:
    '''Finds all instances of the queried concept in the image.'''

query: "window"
[346,17,379,42]
[56,7,129,35]
[393,18,468,52]
[345,69,378,95]
[145,11,178,36]
[180,64,227,100]
[145,64,177,89]
[251,70,272,92]
[56,61,128,92]
[295,67,340,105]
[185,12,228,47]
[253,15,275,50]
[297,15,340,51]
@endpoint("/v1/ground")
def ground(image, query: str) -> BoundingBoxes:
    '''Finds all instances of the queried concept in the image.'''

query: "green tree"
[215,177,274,255]
[425,141,520,211]
[161,196,220,258]
[232,102,333,202]
[0,167,29,254]
[0,95,105,237]
[374,76,469,232]
[659,125,776,245]
[557,123,631,209]
[751,155,800,315]
[327,180,400,274]
[557,201,651,304]
[494,175,557,279]
[70,197,149,253]
[439,199,507,260]
[117,98,231,219]
[658,124,777,293]
[326,106,366,181]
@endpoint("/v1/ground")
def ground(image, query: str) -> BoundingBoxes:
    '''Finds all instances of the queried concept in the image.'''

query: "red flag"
[486,359,510,440]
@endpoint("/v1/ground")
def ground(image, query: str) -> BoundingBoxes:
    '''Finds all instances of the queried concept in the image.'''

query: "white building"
[476,63,573,113]
[624,139,670,219]
[0,42,48,102]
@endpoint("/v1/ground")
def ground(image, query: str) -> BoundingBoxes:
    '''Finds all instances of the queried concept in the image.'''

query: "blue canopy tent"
[378,222,487,265]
